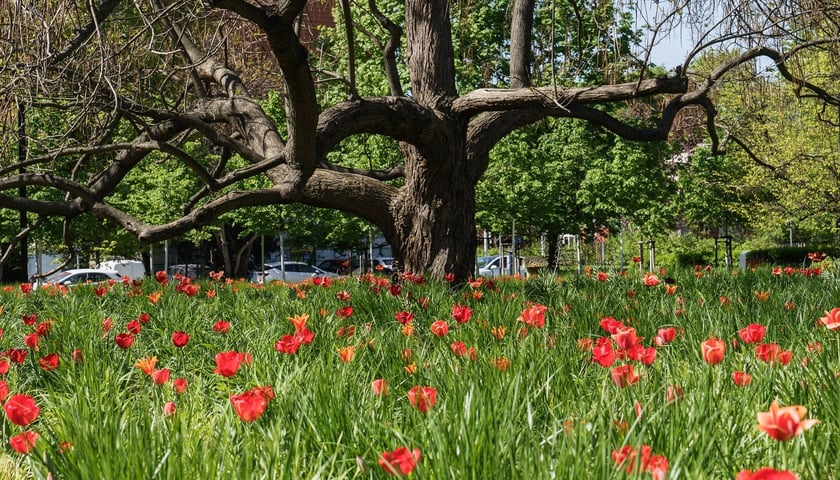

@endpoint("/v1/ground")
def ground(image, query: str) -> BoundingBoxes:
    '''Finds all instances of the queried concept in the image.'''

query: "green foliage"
[478,118,675,239]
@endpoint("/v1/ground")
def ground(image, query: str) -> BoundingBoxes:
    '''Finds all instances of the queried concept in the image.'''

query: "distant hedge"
[739,246,840,268]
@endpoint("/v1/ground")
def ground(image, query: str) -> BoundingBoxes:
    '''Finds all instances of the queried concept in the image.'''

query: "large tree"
[1,0,838,281]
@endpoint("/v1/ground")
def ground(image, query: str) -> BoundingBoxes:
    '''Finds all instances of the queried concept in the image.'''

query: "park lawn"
[0,264,839,479]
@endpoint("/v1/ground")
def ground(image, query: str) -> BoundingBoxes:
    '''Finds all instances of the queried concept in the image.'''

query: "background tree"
[0,0,838,282]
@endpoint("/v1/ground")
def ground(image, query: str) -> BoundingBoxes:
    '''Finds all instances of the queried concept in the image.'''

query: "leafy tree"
[0,0,838,282]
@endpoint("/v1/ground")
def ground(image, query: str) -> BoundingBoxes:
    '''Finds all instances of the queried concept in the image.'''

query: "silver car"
[251,261,336,283]
[36,268,122,288]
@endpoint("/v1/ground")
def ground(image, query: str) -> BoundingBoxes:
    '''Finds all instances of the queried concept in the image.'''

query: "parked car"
[317,258,358,275]
[251,261,336,283]
[98,259,146,280]
[167,264,205,279]
[35,268,122,289]
[353,256,394,275]
[478,255,526,277]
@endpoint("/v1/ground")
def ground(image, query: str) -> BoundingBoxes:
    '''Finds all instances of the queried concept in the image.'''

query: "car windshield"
[476,256,496,268]
[44,271,73,283]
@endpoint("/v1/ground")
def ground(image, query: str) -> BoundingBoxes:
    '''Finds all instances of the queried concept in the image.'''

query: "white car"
[35,268,122,288]
[251,261,336,283]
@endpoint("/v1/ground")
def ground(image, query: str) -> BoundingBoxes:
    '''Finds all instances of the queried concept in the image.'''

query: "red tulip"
[610,364,640,387]
[8,348,27,364]
[395,311,414,325]
[737,467,797,480]
[756,401,819,441]
[643,273,660,287]
[214,350,242,377]
[115,333,134,349]
[21,313,37,325]
[407,386,437,413]
[152,368,170,386]
[592,337,616,367]
[599,316,624,334]
[654,327,676,346]
[518,304,547,328]
[34,322,51,336]
[9,431,38,454]
[162,401,177,418]
[611,326,640,350]
[172,331,190,348]
[430,320,449,337]
[230,386,273,422]
[126,320,142,335]
[173,378,188,394]
[379,446,421,476]
[732,371,752,387]
[23,333,39,350]
[275,335,302,355]
[371,378,389,396]
[4,394,40,426]
[213,320,230,333]
[336,306,354,318]
[38,354,59,371]
[738,323,767,344]
[451,304,472,324]
[0,380,8,402]
[449,341,467,357]
[701,338,725,365]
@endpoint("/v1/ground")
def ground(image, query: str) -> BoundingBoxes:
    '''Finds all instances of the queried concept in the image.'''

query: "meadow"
[1,262,839,479]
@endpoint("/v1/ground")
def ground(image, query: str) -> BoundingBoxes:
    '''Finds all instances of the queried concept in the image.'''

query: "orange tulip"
[818,307,840,330]
[701,338,725,365]
[756,401,819,441]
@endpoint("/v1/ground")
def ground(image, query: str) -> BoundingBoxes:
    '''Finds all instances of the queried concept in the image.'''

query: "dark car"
[317,258,359,275]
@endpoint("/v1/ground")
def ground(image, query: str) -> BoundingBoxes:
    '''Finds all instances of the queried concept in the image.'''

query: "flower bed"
[0,264,838,478]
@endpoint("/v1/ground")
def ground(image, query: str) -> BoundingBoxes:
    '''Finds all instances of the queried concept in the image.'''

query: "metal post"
[164,240,169,274]
[638,241,645,272]
[576,235,582,275]
[498,233,503,274]
[261,235,265,282]
[724,236,732,268]
[619,220,625,271]
[648,240,656,272]
[279,233,285,281]
[511,219,516,275]
[149,245,154,275]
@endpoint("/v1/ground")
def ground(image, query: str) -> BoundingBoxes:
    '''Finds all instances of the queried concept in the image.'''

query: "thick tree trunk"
[391,140,477,281]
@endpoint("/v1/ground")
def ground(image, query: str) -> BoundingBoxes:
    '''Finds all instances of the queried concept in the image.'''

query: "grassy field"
[1,263,838,479]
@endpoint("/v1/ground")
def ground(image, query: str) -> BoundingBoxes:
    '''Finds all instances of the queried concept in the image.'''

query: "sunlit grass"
[1,267,838,478]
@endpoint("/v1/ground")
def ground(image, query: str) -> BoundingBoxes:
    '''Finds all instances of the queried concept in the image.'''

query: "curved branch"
[317,161,405,181]
[317,97,444,155]
[453,76,689,117]
[109,167,398,244]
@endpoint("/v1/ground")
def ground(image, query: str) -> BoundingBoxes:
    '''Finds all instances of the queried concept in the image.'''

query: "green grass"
[1,266,839,479]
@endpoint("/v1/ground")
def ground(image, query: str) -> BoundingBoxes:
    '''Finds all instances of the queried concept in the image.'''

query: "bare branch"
[368,0,404,96]
[338,0,359,99]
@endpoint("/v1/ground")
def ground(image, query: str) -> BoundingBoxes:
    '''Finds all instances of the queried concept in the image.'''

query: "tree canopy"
[1,0,838,281]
